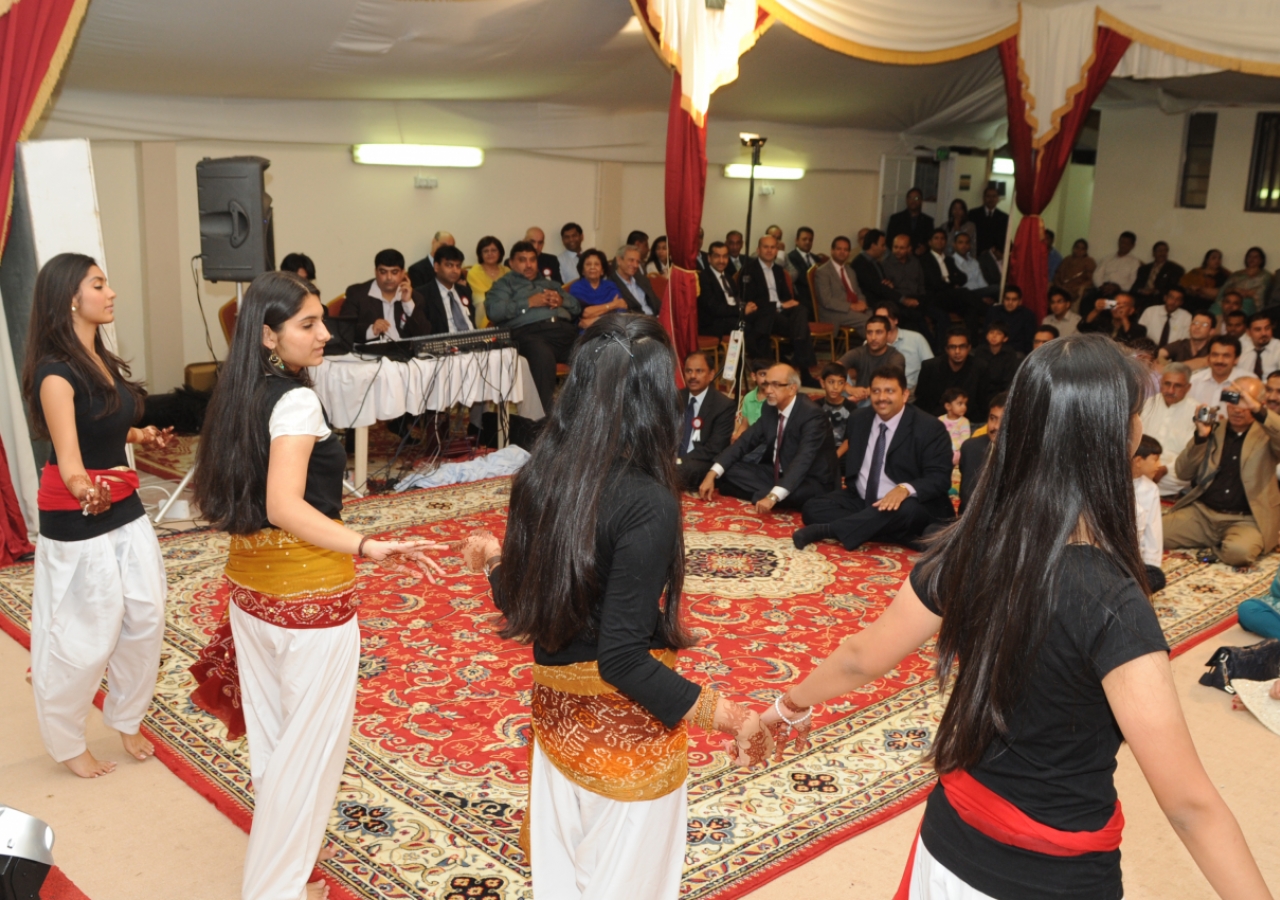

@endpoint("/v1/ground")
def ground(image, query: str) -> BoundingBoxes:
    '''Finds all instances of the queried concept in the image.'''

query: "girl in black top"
[763,334,1272,900]
[461,314,771,900]
[21,253,173,778]
[191,272,445,900]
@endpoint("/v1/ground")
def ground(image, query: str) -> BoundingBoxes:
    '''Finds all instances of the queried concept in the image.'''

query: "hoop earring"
[268,350,285,371]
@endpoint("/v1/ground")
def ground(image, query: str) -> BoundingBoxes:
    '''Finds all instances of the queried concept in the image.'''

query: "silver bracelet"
[774,694,812,727]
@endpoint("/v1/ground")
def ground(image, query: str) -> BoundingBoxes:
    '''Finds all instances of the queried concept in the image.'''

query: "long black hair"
[192,271,318,534]
[22,252,144,438]
[913,334,1150,773]
[498,313,692,653]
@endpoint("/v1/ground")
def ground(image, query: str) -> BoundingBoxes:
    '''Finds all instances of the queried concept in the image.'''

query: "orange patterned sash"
[530,649,688,803]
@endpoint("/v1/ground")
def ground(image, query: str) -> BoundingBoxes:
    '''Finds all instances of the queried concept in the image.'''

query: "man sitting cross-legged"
[698,364,838,514]
[794,365,954,550]
[676,351,735,492]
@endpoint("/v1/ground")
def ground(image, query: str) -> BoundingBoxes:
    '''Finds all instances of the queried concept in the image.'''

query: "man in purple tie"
[793,366,954,549]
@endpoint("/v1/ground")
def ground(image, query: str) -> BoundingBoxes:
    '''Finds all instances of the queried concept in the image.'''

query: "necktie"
[448,290,469,332]
[720,273,735,304]
[1160,312,1171,348]
[839,266,857,304]
[1256,345,1265,378]
[867,422,888,502]
[773,413,786,482]
[681,396,696,454]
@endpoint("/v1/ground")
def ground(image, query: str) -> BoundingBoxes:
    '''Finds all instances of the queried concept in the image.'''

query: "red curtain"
[661,72,704,385]
[1001,27,1131,319]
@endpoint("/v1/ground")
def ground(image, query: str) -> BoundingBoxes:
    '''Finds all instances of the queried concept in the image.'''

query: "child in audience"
[1133,434,1166,593]
[733,358,774,440]
[939,387,970,498]
[818,362,853,457]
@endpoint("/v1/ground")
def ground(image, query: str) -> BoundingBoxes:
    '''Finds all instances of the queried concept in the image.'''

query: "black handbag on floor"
[1198,638,1280,694]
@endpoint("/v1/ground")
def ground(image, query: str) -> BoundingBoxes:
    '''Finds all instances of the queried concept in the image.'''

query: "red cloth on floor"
[0,436,32,562]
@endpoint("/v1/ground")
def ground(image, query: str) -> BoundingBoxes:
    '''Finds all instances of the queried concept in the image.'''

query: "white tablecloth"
[308,348,543,428]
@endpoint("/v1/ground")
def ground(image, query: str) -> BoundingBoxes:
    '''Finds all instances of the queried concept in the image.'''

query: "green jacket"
[485,271,580,328]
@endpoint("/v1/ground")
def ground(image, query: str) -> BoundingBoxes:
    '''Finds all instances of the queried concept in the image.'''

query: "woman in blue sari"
[569,248,628,329]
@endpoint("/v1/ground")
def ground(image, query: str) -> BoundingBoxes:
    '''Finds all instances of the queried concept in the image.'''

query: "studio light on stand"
[737,133,767,254]
[0,807,54,900]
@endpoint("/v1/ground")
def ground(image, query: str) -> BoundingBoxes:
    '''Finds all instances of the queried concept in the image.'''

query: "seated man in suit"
[407,231,455,290]
[347,248,432,342]
[698,364,838,513]
[958,391,1006,513]
[697,241,744,338]
[419,244,476,334]
[485,240,581,414]
[609,244,663,316]
[738,235,821,388]
[814,235,870,332]
[677,351,735,491]
[787,226,822,308]
[794,364,953,549]
[724,230,745,275]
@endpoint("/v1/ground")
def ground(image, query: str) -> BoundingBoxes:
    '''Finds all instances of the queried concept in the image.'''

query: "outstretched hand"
[455,530,503,573]
[760,691,813,762]
[362,539,450,583]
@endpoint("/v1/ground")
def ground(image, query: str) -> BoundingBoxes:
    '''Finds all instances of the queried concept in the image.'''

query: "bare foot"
[62,750,116,778]
[306,880,329,900]
[317,845,338,864]
[121,731,155,761]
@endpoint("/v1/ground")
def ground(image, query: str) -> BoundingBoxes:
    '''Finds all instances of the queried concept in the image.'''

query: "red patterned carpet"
[0,479,1261,900]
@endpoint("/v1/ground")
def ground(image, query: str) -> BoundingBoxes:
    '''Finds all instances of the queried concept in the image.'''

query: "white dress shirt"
[1138,306,1191,345]
[682,387,709,454]
[930,250,950,284]
[1042,310,1081,338]
[795,250,816,270]
[558,249,581,283]
[1239,339,1280,380]
[1189,365,1251,413]
[1093,253,1143,290]
[437,279,470,334]
[621,274,654,315]
[952,253,987,290]
[1133,475,1164,567]
[1139,393,1197,495]
[889,328,934,390]
[761,265,782,309]
[365,281,413,341]
[711,395,795,498]
[855,406,917,501]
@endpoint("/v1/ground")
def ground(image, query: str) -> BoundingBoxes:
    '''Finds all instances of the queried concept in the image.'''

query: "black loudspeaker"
[196,156,275,282]
[0,855,50,900]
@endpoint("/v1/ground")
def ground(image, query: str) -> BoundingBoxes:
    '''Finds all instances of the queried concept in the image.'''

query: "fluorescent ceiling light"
[992,157,1015,175]
[724,164,804,180]
[352,144,484,167]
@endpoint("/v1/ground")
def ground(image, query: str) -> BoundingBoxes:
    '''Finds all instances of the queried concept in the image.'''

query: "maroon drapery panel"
[661,72,704,385]
[1001,27,1131,319]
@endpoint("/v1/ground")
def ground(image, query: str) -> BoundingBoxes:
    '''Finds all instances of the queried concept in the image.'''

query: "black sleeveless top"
[256,376,345,531]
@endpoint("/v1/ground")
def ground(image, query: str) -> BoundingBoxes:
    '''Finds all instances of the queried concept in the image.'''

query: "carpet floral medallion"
[0,479,1266,900]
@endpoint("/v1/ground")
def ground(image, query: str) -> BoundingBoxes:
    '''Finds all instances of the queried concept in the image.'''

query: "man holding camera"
[1188,336,1250,414]
[1163,376,1280,566]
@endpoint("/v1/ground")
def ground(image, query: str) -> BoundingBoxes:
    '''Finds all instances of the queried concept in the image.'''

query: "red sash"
[37,464,139,511]
[893,770,1124,899]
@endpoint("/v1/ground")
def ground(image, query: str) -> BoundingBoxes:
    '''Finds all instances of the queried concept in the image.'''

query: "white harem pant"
[230,604,360,900]
[30,514,167,762]
[529,741,687,900]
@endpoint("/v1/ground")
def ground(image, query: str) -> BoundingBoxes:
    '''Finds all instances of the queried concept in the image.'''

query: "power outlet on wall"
[414,175,439,189]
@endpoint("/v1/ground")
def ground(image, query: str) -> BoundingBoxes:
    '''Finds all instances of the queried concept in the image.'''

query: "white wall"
[92,140,883,390]
[1091,106,1280,270]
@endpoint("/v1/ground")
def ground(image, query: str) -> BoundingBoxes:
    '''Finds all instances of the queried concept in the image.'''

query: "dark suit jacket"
[738,257,794,313]
[678,387,735,467]
[914,355,989,418]
[851,253,900,306]
[843,404,954,521]
[346,280,432,340]
[886,210,935,251]
[418,278,476,334]
[1133,261,1187,296]
[1079,311,1148,343]
[695,250,710,271]
[968,206,1009,255]
[713,394,838,497]
[958,433,992,513]
[787,249,820,306]
[920,250,967,294]
[979,250,1003,287]
[609,268,664,316]
[537,253,563,284]
[406,255,436,291]
[697,267,742,336]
